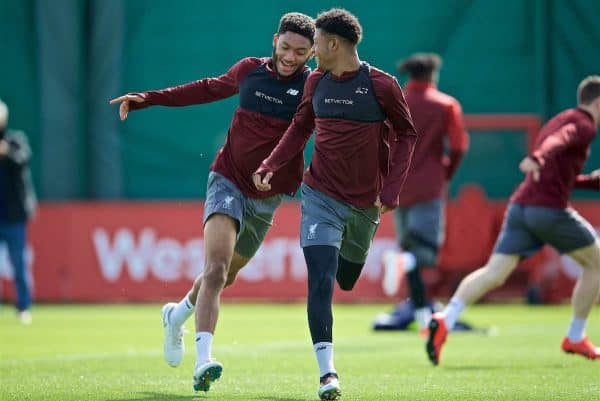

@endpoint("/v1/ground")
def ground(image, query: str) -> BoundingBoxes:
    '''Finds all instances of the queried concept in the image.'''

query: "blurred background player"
[0,98,37,324]
[377,53,469,335]
[427,76,600,365]
[110,12,315,393]
[254,8,417,400]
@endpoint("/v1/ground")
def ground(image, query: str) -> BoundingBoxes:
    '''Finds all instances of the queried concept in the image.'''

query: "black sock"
[303,245,339,344]
[406,268,427,309]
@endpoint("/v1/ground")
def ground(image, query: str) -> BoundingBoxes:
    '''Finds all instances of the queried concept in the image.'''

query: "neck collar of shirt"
[328,61,365,81]
[405,80,436,91]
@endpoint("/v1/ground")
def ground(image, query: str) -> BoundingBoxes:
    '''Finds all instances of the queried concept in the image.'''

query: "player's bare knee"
[203,260,229,288]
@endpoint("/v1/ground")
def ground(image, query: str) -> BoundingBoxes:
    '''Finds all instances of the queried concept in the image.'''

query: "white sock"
[443,297,465,330]
[401,252,417,272]
[195,332,213,365]
[414,307,432,329]
[313,342,336,377]
[170,295,194,327]
[567,317,586,342]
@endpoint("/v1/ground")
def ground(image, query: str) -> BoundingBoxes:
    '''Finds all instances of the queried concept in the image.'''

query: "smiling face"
[272,31,313,77]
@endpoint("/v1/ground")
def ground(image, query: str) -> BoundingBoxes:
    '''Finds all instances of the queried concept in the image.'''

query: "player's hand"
[252,167,273,192]
[590,169,600,178]
[519,156,541,182]
[374,196,393,214]
[109,94,145,121]
[0,139,9,157]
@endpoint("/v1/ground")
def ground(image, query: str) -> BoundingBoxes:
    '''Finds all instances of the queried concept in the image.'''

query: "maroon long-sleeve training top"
[398,80,469,207]
[512,108,599,208]
[129,57,310,198]
[260,63,418,209]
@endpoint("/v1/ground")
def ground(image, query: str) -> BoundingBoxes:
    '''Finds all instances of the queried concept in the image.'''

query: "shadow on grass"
[107,393,197,401]
[108,393,307,401]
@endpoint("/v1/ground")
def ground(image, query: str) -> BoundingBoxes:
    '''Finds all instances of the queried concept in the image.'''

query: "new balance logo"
[316,346,327,351]
[307,223,318,240]
[286,88,299,96]
[355,87,368,94]
[222,196,234,210]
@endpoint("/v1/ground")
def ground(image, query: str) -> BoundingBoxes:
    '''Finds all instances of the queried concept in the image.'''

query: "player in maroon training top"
[378,53,469,335]
[426,76,600,366]
[254,9,417,400]
[110,13,315,393]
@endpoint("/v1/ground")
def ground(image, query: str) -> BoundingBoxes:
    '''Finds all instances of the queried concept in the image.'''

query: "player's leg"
[402,199,444,332]
[381,207,409,296]
[562,240,600,359]
[532,207,600,359]
[3,222,31,324]
[300,184,345,400]
[427,203,540,365]
[174,191,283,316]
[426,253,520,365]
[184,252,250,308]
[336,204,380,291]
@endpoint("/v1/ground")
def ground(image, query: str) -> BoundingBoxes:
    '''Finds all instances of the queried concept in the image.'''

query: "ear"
[329,36,338,52]
[273,34,279,48]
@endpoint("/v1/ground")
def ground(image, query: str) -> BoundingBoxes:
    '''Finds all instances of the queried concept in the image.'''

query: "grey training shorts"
[203,171,283,258]
[394,197,445,250]
[494,202,597,256]
[300,183,380,264]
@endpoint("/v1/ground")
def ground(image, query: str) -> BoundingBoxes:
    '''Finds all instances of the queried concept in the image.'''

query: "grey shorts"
[394,198,445,250]
[203,171,283,258]
[300,183,380,264]
[494,202,597,256]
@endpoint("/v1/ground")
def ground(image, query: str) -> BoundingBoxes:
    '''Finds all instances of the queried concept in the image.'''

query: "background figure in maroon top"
[426,76,600,366]
[378,53,469,334]
[110,13,315,393]
[254,9,417,400]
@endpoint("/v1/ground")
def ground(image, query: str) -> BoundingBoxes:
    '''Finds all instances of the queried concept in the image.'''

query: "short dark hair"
[278,12,315,44]
[577,76,600,105]
[398,53,442,80]
[315,8,362,45]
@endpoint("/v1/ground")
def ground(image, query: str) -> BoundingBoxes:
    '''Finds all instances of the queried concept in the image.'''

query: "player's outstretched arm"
[109,93,145,121]
[109,58,262,121]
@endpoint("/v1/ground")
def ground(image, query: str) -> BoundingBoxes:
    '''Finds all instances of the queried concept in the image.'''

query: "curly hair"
[398,53,442,80]
[278,12,315,44]
[315,8,362,45]
[578,75,600,105]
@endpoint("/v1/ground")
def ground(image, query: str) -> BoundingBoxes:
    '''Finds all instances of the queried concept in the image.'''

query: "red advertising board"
[1,187,599,303]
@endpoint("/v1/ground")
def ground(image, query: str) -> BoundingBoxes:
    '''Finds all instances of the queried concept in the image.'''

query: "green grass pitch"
[1,303,599,400]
